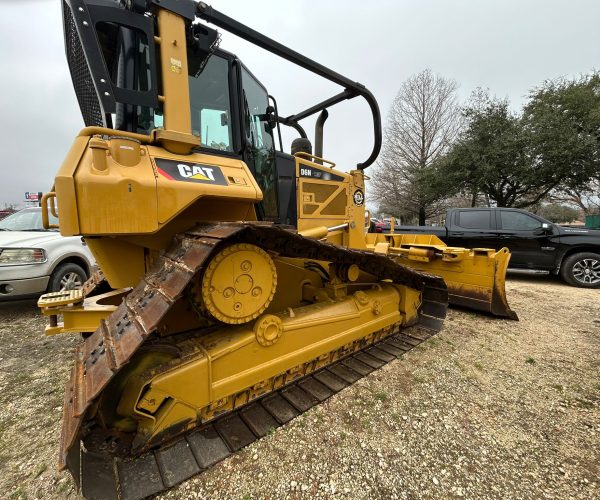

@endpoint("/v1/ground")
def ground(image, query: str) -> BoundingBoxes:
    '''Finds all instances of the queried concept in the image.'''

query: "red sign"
[25,192,40,201]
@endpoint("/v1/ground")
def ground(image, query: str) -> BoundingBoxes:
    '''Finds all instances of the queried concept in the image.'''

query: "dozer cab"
[38,1,516,497]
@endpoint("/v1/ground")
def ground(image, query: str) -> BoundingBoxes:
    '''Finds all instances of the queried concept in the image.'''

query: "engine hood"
[0,231,63,248]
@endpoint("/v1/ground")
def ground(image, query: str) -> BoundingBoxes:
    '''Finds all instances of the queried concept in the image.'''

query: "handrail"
[41,192,60,230]
[78,127,153,143]
[294,152,336,169]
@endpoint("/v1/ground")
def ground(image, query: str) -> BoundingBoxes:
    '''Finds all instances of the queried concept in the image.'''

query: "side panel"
[295,156,367,249]
[69,141,262,235]
[74,145,159,234]
[275,152,297,226]
[54,136,90,236]
[150,147,262,225]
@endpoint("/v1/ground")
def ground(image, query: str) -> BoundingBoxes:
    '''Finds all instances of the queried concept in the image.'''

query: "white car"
[0,207,95,300]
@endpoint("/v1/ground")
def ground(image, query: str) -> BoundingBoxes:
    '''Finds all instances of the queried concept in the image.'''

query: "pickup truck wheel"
[560,252,600,288]
[49,263,88,293]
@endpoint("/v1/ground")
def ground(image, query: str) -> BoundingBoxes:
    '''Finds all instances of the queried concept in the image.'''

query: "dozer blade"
[367,233,518,320]
[58,223,448,499]
[396,247,517,320]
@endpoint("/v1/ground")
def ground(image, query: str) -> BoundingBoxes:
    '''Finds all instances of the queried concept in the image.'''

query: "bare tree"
[370,69,462,224]
[549,177,600,215]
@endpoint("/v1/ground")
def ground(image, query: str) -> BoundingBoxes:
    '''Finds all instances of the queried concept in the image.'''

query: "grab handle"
[41,192,60,229]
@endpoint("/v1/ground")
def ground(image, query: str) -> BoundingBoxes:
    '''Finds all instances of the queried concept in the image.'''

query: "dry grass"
[0,272,598,499]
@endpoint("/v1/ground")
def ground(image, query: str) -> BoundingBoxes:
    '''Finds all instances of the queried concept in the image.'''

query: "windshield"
[0,209,58,231]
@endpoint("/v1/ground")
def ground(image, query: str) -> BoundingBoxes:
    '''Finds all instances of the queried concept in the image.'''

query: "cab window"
[189,55,233,152]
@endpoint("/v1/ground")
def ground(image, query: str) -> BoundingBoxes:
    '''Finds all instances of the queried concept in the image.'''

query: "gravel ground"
[0,273,598,499]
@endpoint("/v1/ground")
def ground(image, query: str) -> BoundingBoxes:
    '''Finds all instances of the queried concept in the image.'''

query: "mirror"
[259,105,278,131]
[534,222,552,236]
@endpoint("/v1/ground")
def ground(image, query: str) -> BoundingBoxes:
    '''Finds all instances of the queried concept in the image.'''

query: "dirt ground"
[0,273,598,499]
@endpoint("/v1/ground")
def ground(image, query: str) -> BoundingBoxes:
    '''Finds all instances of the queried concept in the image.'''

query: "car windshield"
[0,209,58,231]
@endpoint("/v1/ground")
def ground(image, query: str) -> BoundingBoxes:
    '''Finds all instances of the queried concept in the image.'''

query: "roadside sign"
[25,192,42,202]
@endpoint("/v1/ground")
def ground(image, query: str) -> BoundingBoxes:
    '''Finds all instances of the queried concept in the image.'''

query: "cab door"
[239,64,278,221]
[496,210,557,269]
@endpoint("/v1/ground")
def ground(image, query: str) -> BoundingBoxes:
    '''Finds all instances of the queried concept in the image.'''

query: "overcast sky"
[1,0,599,206]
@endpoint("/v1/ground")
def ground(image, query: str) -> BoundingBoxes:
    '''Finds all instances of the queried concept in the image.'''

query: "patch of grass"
[409,372,428,383]
[56,479,73,495]
[34,463,47,478]
[453,360,468,374]
[473,362,484,371]
[526,357,536,365]
[552,384,564,392]
[352,397,368,407]
[266,426,276,436]
[9,486,27,500]
[574,398,595,409]
[373,391,389,402]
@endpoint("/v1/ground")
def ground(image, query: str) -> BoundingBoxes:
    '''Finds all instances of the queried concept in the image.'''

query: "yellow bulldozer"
[37,1,516,497]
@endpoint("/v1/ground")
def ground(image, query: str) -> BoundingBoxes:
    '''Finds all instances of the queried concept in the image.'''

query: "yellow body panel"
[149,146,262,225]
[74,144,159,234]
[295,155,367,249]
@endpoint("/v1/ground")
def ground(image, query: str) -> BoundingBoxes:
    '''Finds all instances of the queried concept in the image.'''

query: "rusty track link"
[60,222,448,499]
[81,269,110,298]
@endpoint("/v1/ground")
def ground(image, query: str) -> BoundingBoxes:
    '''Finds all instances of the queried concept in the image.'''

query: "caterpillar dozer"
[38,1,516,498]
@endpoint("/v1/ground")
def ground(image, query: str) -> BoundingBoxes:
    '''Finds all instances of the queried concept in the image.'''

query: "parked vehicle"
[0,207,95,299]
[369,218,384,233]
[395,207,600,288]
[0,208,16,220]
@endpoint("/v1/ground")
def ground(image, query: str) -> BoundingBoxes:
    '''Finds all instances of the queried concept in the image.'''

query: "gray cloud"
[1,0,599,206]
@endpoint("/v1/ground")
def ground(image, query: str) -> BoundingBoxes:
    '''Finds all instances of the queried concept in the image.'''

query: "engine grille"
[63,1,103,127]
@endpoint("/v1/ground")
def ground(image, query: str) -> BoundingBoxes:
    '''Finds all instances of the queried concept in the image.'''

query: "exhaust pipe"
[314,109,329,164]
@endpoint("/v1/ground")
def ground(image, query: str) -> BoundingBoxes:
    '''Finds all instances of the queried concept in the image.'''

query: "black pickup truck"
[394,207,600,289]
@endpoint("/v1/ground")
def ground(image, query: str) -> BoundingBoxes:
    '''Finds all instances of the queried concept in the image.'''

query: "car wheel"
[49,263,88,293]
[560,252,600,288]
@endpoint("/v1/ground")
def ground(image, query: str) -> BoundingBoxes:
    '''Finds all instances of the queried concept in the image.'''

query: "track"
[60,222,448,499]
[79,326,438,499]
